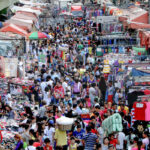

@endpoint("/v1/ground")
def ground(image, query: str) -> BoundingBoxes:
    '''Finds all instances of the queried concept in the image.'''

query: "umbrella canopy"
[43,33,53,39]
[28,31,48,39]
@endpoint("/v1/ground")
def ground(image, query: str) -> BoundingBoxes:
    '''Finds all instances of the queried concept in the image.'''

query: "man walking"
[82,126,98,150]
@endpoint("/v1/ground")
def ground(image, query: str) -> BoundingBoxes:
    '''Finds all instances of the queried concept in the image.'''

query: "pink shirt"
[132,148,144,150]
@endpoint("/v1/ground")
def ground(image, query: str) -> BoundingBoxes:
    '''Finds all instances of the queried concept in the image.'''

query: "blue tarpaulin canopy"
[131,68,150,76]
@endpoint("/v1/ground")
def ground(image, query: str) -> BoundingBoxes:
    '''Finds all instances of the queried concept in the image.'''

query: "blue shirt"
[82,76,89,83]
[64,99,72,106]
[15,140,23,150]
[73,129,85,139]
[83,132,97,150]
[114,93,119,104]
[68,81,75,87]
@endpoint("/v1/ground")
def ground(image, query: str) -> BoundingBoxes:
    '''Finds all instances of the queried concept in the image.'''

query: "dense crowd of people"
[0,5,150,150]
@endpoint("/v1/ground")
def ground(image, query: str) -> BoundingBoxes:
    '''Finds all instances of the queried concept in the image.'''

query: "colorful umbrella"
[43,33,53,39]
[28,31,48,40]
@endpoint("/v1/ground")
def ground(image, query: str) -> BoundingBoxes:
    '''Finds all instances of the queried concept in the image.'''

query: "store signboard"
[97,16,118,23]
[4,58,18,77]
[0,57,18,77]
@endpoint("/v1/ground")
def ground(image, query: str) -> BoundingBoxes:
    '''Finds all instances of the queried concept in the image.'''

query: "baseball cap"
[49,120,54,125]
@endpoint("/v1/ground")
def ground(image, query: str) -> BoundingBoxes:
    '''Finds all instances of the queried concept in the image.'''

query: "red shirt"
[54,85,64,99]
[33,142,41,147]
[143,89,150,95]
[109,139,118,148]
[91,129,98,135]
[133,102,146,121]
[43,145,53,150]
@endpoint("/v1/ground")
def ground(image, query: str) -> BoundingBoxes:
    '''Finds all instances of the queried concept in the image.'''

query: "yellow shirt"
[79,68,86,75]
[88,47,92,55]
[70,143,77,150]
[118,106,129,114]
[54,128,67,146]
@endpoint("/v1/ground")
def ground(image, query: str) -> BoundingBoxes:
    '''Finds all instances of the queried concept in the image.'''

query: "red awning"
[128,22,150,29]
[0,23,28,36]
[119,16,128,22]
[131,12,148,24]
[15,12,38,22]
[4,19,33,31]
[71,6,82,11]
[17,11,38,19]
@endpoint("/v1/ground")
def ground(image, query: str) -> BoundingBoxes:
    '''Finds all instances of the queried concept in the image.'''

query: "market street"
[0,0,150,150]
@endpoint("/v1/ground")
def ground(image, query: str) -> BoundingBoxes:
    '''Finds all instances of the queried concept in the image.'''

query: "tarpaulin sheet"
[131,68,150,76]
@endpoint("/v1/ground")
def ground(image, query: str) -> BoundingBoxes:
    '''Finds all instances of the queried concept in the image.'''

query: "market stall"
[0,24,28,37]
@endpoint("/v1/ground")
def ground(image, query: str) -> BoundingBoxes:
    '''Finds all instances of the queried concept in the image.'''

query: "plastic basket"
[58,124,72,131]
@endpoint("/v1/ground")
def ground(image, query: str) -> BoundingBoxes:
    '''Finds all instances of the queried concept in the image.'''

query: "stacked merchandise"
[11,94,29,112]
[102,113,123,135]
[99,35,137,46]
[0,119,18,150]
[101,23,123,34]
[133,77,150,86]
[0,78,8,93]
[9,78,34,94]
[103,54,138,65]
[86,9,103,18]
[0,78,8,100]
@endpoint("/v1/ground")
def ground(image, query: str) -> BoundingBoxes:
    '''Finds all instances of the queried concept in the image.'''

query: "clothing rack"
[100,36,136,39]
[130,76,150,80]
[98,44,136,47]
[137,94,150,101]
[124,62,150,67]
[130,86,150,89]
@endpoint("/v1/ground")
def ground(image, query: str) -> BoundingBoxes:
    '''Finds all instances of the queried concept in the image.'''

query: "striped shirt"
[83,132,97,150]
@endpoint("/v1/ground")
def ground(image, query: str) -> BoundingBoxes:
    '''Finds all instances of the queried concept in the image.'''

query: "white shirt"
[40,82,47,94]
[44,126,55,145]
[43,73,48,80]
[142,137,149,145]
[97,127,104,144]
[87,57,95,64]
[43,92,51,105]
[31,123,37,132]
[116,132,125,149]
[89,87,96,99]
[21,118,28,124]
[62,81,68,94]
[27,73,34,79]
[47,80,53,87]
[75,106,82,115]
[25,146,36,150]
[67,86,71,96]
[5,94,11,103]
[7,100,13,107]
